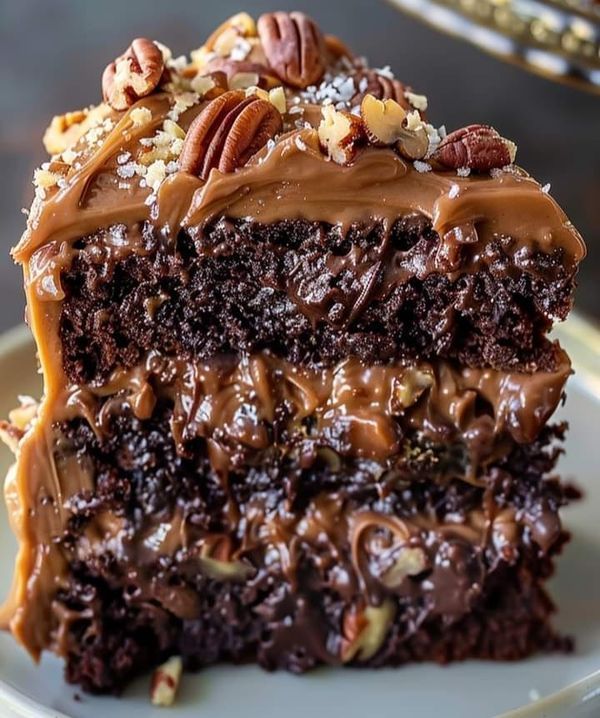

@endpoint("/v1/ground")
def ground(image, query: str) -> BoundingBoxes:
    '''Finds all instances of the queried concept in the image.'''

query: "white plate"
[0,320,598,718]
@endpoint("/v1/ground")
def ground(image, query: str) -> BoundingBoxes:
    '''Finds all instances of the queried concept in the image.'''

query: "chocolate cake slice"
[1,11,586,700]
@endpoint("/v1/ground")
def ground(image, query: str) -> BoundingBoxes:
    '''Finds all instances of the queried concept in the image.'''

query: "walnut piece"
[318,104,365,165]
[179,89,282,180]
[257,11,327,89]
[102,38,165,111]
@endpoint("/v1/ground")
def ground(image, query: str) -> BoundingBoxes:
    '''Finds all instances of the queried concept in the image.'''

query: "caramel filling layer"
[61,349,571,474]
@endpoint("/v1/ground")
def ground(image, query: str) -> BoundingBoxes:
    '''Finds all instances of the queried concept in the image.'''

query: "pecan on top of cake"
[17,10,583,275]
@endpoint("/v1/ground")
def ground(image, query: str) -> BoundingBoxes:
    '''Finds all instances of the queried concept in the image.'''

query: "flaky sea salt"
[413,160,432,173]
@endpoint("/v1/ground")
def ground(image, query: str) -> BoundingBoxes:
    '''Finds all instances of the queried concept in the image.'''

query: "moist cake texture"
[1,9,586,698]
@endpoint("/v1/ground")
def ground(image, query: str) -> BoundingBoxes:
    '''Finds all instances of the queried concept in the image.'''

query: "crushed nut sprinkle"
[33,11,522,208]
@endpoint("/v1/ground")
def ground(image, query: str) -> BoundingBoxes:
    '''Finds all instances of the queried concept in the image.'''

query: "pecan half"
[179,90,282,180]
[432,124,517,171]
[102,38,165,111]
[257,11,327,89]
[351,70,411,112]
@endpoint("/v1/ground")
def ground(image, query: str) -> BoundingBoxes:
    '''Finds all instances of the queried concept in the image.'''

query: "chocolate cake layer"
[60,544,568,694]
[58,215,576,385]
[45,406,573,693]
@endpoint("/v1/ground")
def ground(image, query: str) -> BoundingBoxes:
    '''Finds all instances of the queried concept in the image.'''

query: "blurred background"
[0,0,598,331]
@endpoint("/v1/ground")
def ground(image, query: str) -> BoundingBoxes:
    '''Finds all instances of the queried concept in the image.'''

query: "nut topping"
[203,12,257,56]
[179,90,282,180]
[318,104,365,165]
[360,94,429,160]
[257,11,327,89]
[432,124,517,171]
[204,58,280,89]
[360,94,407,146]
[102,38,165,111]
[351,70,412,112]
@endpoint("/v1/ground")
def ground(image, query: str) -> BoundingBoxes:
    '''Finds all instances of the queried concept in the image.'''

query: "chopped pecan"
[257,11,327,89]
[432,124,517,171]
[381,546,427,588]
[150,656,182,706]
[360,94,407,146]
[341,600,396,662]
[179,90,282,180]
[204,12,257,56]
[102,38,165,111]
[351,69,411,112]
[318,104,365,165]
[360,94,428,159]
[204,58,280,88]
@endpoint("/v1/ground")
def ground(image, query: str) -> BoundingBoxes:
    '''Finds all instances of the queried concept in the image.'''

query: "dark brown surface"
[0,0,598,331]
[51,403,573,693]
[59,217,573,384]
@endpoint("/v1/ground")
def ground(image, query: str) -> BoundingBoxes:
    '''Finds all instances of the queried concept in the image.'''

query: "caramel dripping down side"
[14,95,585,272]
[2,88,584,660]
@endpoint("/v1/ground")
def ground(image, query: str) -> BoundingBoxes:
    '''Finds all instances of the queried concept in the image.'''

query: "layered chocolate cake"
[1,11,586,699]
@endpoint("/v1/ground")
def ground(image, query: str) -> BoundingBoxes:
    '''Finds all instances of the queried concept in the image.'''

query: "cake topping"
[14,9,585,275]
[350,69,413,111]
[317,104,365,164]
[179,90,283,179]
[257,11,328,89]
[432,124,518,172]
[360,95,429,160]
[102,38,166,111]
